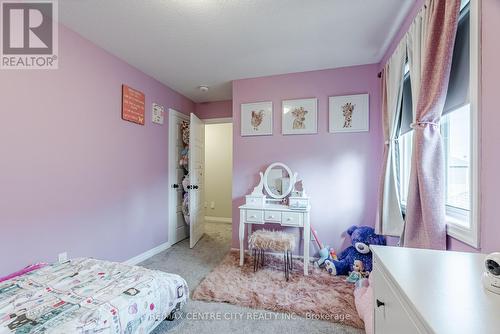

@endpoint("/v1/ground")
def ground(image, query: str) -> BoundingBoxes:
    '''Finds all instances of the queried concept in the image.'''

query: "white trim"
[205,216,232,224]
[168,108,189,248]
[447,0,481,249]
[203,117,232,124]
[124,242,170,266]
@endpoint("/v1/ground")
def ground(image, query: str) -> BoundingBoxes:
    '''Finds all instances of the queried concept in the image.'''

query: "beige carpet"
[193,251,364,329]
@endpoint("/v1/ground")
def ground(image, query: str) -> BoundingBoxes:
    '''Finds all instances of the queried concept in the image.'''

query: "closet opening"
[203,119,233,246]
[168,113,232,250]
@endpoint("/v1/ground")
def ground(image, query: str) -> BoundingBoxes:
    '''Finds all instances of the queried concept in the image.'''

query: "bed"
[0,258,188,333]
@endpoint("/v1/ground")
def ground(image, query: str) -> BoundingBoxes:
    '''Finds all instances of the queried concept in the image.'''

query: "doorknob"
[193,185,199,190]
[376,299,385,308]
[172,184,179,189]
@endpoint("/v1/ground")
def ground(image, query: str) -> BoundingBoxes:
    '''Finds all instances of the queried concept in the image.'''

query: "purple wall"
[232,64,383,254]
[0,25,195,276]
[195,100,233,119]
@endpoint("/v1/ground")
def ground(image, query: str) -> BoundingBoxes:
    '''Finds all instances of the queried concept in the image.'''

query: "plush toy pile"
[321,225,386,281]
[180,121,190,224]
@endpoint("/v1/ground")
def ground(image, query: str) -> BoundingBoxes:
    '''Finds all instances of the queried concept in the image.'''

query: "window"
[398,0,480,247]
[442,104,471,225]
[399,104,471,223]
[398,130,412,209]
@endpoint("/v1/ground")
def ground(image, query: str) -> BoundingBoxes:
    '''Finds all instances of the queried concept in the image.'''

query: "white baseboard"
[124,242,170,266]
[205,216,232,224]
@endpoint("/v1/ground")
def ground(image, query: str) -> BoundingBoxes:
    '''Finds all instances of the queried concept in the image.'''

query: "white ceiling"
[59,0,414,102]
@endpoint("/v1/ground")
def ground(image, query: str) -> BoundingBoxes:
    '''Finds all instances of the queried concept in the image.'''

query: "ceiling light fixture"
[198,85,209,92]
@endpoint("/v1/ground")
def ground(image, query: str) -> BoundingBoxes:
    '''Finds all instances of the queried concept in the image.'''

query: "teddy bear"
[325,225,386,276]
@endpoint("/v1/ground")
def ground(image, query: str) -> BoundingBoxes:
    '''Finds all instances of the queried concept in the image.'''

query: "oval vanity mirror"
[263,162,293,199]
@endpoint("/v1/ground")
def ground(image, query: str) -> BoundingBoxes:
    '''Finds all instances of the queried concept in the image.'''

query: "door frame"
[203,117,232,125]
[168,108,189,248]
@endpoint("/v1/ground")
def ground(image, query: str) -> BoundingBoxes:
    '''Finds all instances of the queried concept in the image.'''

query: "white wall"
[205,123,233,219]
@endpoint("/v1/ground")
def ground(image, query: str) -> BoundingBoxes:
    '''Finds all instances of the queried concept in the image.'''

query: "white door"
[189,113,205,248]
[168,109,189,245]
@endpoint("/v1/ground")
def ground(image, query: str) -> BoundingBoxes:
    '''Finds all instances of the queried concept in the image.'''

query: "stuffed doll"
[181,175,190,224]
[182,193,189,224]
[182,174,190,192]
[179,147,189,170]
[181,121,190,145]
[346,260,369,283]
[325,225,386,276]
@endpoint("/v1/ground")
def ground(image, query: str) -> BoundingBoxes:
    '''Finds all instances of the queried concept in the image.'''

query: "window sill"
[402,204,479,248]
[446,218,479,249]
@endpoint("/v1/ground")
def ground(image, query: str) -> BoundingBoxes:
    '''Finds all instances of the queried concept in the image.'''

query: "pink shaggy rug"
[192,251,363,329]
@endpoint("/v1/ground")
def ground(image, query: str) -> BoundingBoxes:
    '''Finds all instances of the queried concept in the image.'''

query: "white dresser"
[371,246,500,334]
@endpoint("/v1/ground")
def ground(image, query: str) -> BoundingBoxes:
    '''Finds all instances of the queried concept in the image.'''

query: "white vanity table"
[238,163,311,275]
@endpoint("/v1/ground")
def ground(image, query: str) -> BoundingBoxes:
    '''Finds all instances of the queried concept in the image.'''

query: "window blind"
[399,6,469,135]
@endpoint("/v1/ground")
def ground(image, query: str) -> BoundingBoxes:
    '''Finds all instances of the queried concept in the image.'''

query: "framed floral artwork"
[329,93,369,133]
[240,101,273,136]
[282,98,318,135]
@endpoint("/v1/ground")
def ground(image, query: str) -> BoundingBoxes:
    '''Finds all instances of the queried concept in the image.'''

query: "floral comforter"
[0,258,188,334]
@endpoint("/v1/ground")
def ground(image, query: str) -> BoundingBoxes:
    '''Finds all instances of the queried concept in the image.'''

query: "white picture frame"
[241,101,273,136]
[152,102,165,125]
[282,98,318,135]
[329,93,369,133]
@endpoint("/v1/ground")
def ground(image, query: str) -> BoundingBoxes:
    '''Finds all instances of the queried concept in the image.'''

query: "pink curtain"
[403,0,461,249]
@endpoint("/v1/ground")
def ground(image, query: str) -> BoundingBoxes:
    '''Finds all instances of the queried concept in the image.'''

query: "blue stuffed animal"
[325,225,386,276]
[315,247,331,267]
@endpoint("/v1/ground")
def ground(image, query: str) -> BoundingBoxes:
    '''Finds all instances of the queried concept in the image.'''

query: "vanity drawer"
[281,212,303,227]
[246,209,264,223]
[264,211,281,222]
[245,195,265,206]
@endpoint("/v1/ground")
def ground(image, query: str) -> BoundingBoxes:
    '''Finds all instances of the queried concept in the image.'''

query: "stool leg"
[288,250,293,270]
[257,249,261,270]
[260,249,265,267]
[253,249,257,272]
[283,252,287,280]
[284,251,289,281]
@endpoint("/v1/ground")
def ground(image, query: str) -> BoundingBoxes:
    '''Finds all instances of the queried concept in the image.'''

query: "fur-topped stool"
[248,230,296,281]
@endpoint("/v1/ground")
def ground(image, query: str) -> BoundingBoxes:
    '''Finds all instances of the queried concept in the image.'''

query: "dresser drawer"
[246,209,264,223]
[281,212,303,227]
[372,263,422,334]
[264,211,281,222]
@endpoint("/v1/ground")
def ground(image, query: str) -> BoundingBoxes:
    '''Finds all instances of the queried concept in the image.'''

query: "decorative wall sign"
[122,85,145,125]
[282,98,318,135]
[329,93,369,133]
[241,101,273,136]
[152,103,165,125]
